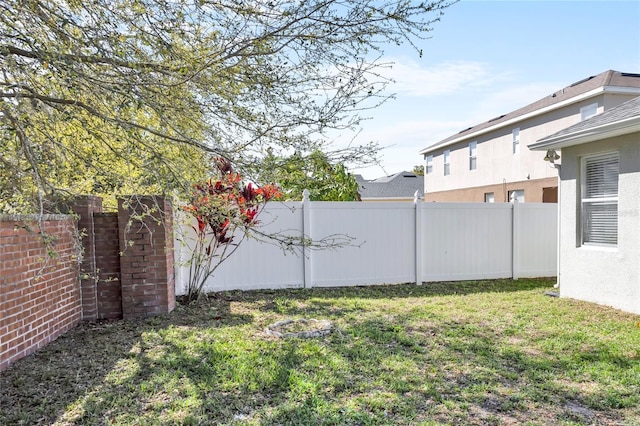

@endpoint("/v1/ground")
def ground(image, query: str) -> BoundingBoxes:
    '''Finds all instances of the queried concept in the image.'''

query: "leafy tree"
[412,165,425,176]
[1,0,452,213]
[254,150,360,201]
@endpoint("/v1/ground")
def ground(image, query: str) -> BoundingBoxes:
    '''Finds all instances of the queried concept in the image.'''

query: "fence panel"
[174,202,305,294]
[174,200,558,294]
[421,203,513,282]
[514,203,558,277]
[309,202,416,287]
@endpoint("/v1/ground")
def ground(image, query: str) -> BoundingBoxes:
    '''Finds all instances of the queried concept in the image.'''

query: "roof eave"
[529,116,640,151]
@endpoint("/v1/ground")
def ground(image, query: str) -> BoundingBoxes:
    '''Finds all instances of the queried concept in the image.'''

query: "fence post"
[302,189,312,288]
[414,190,423,286]
[512,199,520,280]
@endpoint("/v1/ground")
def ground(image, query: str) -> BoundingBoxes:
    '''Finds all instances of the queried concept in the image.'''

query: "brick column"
[93,213,122,319]
[118,196,175,319]
[70,196,103,321]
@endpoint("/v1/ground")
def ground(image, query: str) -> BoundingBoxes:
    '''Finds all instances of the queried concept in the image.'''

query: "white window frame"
[580,103,598,121]
[426,155,433,174]
[443,150,450,176]
[581,152,618,247]
[469,141,477,170]
[484,192,494,203]
[512,128,520,155]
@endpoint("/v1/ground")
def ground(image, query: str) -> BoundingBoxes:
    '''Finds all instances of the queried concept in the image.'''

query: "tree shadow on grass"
[4,278,632,426]
[0,299,254,425]
[334,316,640,425]
[49,333,306,425]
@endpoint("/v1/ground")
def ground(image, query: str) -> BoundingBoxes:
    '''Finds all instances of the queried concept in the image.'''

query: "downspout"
[542,148,561,291]
[553,163,561,289]
[503,178,507,202]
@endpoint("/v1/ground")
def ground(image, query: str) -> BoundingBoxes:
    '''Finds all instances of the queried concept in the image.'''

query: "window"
[508,189,525,203]
[443,150,450,176]
[484,192,494,203]
[542,186,558,203]
[469,141,477,170]
[512,128,520,154]
[426,155,433,174]
[580,103,598,121]
[581,153,618,246]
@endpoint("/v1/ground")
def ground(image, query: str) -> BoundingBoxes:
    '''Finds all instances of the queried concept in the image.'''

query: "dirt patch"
[265,318,332,338]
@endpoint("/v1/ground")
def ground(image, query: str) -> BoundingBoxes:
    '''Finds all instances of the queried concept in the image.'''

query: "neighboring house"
[529,96,640,314]
[419,70,640,203]
[355,171,424,201]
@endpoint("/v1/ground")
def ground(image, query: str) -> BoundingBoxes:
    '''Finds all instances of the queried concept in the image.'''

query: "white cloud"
[347,118,472,178]
[341,62,567,179]
[381,60,506,97]
[467,82,562,122]
[369,119,469,147]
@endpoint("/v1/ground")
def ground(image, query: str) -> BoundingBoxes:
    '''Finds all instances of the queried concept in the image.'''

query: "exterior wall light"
[544,149,560,163]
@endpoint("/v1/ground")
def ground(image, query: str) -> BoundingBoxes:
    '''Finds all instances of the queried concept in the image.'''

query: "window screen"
[469,142,477,170]
[582,153,618,246]
[512,128,520,154]
[580,103,598,121]
[444,150,450,176]
[426,155,433,174]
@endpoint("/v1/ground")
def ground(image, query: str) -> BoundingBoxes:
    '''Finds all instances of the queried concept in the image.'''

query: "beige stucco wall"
[424,177,557,203]
[423,93,639,197]
[558,133,640,314]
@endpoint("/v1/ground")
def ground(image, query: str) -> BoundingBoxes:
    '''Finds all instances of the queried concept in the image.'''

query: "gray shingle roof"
[356,172,424,199]
[420,70,640,154]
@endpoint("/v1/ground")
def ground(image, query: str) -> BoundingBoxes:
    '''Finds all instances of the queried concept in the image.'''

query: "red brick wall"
[93,213,122,320]
[118,197,175,318]
[0,216,81,371]
[1,196,176,372]
[164,200,176,313]
[71,196,103,321]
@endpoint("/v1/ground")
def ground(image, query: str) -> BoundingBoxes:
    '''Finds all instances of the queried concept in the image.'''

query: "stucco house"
[419,70,640,203]
[529,96,640,314]
[355,171,424,201]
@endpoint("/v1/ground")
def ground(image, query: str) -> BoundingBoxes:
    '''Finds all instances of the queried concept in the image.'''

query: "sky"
[338,0,640,179]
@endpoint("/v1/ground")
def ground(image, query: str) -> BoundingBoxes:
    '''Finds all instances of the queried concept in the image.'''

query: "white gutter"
[419,86,640,155]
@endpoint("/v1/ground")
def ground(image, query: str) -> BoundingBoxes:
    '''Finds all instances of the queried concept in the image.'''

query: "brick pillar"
[70,196,103,321]
[118,196,175,319]
[93,212,122,319]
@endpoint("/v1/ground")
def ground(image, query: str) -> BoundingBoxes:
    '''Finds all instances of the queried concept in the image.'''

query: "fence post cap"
[302,189,310,201]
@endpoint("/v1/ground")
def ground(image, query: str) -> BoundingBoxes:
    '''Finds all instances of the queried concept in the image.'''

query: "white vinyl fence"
[174,194,557,294]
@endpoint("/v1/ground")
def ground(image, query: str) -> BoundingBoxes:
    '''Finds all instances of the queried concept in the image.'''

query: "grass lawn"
[1,278,639,425]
